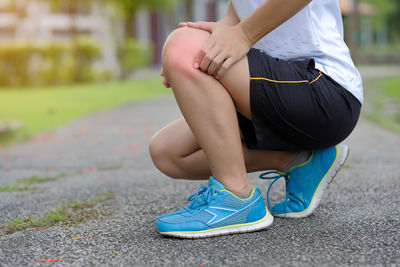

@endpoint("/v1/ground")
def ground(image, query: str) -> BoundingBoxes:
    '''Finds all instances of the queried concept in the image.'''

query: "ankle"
[218,175,252,194]
[230,184,252,195]
[282,150,312,173]
[277,151,298,172]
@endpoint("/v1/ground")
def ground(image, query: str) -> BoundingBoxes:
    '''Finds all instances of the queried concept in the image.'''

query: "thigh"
[218,53,252,120]
[162,27,252,120]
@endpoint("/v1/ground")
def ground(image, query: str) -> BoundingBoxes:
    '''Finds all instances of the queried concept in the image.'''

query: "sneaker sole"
[158,211,274,239]
[275,144,349,219]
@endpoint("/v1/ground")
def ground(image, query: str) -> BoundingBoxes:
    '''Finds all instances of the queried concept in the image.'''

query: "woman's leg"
[150,117,297,180]
[150,27,296,193]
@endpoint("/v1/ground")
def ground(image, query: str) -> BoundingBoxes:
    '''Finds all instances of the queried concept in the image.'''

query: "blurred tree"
[362,0,396,16]
[108,0,179,18]
[107,0,179,79]
[45,0,179,80]
[46,0,92,82]
[348,0,361,61]
[362,0,400,43]
[185,0,193,22]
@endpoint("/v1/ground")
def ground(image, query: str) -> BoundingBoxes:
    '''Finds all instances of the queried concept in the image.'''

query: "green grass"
[20,175,62,185]
[0,78,170,145]
[0,174,67,192]
[0,163,124,193]
[97,162,124,171]
[2,193,115,234]
[0,184,30,192]
[342,164,351,169]
[68,193,115,209]
[381,77,400,106]
[5,203,69,234]
[364,76,400,133]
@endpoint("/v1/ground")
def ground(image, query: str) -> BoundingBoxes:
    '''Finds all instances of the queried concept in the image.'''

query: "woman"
[149,0,362,238]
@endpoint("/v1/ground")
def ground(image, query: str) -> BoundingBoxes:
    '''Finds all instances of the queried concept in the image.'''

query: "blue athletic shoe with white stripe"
[154,177,273,238]
[259,144,349,218]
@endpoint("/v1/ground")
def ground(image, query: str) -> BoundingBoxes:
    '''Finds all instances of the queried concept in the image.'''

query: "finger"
[164,78,170,88]
[194,37,215,69]
[207,52,226,76]
[201,47,221,73]
[162,77,170,88]
[187,21,215,33]
[178,22,188,28]
[216,57,235,80]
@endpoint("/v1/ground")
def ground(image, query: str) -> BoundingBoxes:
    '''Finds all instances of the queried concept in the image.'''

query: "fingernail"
[193,62,199,69]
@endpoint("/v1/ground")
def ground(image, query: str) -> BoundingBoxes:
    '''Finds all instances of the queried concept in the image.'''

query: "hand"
[160,68,170,88]
[178,22,189,28]
[186,21,252,79]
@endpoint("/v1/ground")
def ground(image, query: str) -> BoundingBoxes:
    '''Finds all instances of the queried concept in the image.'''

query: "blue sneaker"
[154,177,273,238]
[259,144,349,218]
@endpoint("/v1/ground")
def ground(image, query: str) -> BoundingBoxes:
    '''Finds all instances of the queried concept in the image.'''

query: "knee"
[149,133,186,179]
[161,27,209,78]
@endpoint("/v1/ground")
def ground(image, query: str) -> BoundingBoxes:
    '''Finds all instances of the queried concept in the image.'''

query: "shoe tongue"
[208,176,226,190]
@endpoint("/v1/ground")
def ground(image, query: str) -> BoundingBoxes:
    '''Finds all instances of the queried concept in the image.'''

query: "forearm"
[218,0,240,26]
[238,0,311,45]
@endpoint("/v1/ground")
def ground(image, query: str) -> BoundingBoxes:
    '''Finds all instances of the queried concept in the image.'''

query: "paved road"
[0,68,399,266]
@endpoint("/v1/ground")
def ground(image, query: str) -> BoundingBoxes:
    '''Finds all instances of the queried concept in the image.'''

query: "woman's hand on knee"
[185,21,252,79]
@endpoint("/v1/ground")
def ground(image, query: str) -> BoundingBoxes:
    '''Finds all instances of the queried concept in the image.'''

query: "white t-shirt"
[231,0,364,104]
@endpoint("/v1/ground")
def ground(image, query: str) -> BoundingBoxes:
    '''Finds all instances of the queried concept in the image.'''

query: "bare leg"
[161,28,250,193]
[150,118,296,180]
[151,27,296,193]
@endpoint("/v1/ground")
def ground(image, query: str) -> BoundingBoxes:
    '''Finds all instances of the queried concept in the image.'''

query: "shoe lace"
[259,171,291,213]
[184,186,220,213]
[153,186,221,223]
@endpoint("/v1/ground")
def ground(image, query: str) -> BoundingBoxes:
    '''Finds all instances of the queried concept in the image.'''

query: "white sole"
[275,144,349,219]
[159,212,274,239]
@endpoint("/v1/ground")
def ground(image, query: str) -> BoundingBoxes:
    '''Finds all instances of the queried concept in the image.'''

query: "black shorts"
[237,48,361,151]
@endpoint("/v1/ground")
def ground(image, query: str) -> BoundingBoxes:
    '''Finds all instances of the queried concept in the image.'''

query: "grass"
[97,162,124,171]
[342,164,351,169]
[381,77,400,107]
[2,193,115,234]
[4,203,69,234]
[0,184,30,192]
[0,173,67,192]
[68,193,115,209]
[364,76,400,133]
[0,78,170,145]
[20,175,62,185]
[0,162,124,193]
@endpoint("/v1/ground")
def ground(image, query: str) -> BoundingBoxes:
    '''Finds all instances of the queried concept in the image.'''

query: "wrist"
[218,16,238,26]
[235,24,253,48]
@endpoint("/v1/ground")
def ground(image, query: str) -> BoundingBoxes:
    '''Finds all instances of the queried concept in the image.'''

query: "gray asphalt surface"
[0,67,399,266]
